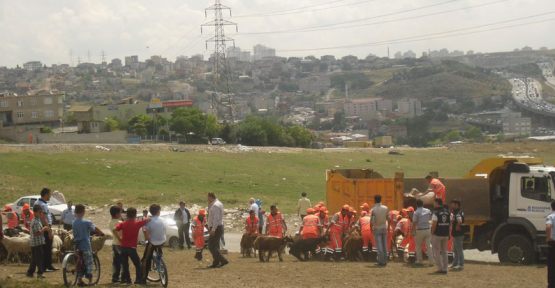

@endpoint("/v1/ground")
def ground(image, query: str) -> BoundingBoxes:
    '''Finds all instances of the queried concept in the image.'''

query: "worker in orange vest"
[266,205,287,238]
[396,208,416,261]
[357,211,372,260]
[21,203,35,231]
[360,203,370,214]
[192,209,207,261]
[426,175,446,203]
[245,210,259,235]
[343,207,356,234]
[328,205,349,260]
[299,208,321,240]
[314,206,329,257]
[3,205,20,236]
[387,210,401,255]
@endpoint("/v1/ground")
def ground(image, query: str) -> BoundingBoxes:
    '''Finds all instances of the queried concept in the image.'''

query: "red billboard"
[162,100,193,108]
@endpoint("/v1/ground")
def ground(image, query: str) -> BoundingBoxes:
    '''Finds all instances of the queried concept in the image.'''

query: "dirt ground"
[0,247,547,288]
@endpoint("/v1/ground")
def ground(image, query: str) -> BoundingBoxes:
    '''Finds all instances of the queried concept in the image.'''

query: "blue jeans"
[374,228,388,265]
[453,236,464,267]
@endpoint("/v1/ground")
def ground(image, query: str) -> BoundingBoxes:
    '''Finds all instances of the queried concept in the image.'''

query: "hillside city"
[1,45,555,147]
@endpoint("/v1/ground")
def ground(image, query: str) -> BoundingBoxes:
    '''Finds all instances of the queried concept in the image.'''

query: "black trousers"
[178,223,191,248]
[208,225,227,266]
[63,224,73,231]
[120,247,142,284]
[548,242,555,288]
[141,243,163,281]
[27,245,44,275]
[111,245,123,282]
[42,231,53,269]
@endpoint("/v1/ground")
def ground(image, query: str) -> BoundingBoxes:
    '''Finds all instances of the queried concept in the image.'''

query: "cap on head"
[407,207,415,212]
[342,204,350,210]
[249,209,255,214]
[199,209,206,216]
[306,208,315,214]
[22,203,30,211]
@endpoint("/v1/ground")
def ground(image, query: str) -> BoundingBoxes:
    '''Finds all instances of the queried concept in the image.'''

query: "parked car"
[138,211,209,248]
[211,138,226,145]
[8,195,66,224]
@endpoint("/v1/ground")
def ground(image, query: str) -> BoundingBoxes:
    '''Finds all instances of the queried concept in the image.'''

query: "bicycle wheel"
[146,254,161,282]
[62,253,77,287]
[91,254,101,285]
[159,258,168,288]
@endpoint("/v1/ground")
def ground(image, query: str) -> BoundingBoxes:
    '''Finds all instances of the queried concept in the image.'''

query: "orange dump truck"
[326,156,555,264]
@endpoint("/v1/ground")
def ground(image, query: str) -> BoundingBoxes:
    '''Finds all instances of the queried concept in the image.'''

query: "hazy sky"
[1,0,554,67]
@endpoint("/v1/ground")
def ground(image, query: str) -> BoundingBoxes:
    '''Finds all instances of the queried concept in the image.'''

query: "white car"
[138,211,209,248]
[8,195,66,223]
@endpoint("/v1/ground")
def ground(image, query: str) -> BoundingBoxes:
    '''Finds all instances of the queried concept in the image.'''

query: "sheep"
[240,233,258,257]
[343,229,363,261]
[51,235,63,263]
[0,235,31,263]
[62,234,106,253]
[253,236,289,262]
[287,236,326,262]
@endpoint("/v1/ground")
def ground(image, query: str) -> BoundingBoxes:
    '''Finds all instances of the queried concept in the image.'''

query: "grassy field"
[1,143,554,212]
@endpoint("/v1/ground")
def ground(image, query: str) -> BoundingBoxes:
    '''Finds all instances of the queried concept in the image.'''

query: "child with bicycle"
[72,204,105,286]
[116,207,149,285]
[141,204,167,282]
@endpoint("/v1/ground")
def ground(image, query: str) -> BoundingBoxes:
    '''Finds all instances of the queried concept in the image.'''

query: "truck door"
[510,173,553,231]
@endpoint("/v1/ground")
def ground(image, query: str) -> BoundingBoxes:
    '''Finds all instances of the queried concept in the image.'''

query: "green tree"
[104,117,119,132]
[128,114,152,137]
[170,108,221,143]
[443,130,462,142]
[465,126,483,142]
[287,125,314,148]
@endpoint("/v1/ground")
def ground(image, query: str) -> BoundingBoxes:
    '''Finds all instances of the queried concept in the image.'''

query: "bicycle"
[62,250,101,287]
[146,248,168,288]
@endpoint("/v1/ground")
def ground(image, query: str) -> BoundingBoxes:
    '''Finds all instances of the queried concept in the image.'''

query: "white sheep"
[61,234,106,253]
[0,235,31,263]
[51,235,63,263]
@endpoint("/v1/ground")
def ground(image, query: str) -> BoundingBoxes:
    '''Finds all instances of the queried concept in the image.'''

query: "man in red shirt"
[115,207,149,285]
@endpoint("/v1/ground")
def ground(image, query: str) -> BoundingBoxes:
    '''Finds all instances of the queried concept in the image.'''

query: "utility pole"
[201,0,238,121]
[101,50,106,63]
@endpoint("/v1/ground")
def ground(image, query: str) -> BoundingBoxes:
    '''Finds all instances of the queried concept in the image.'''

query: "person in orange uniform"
[357,211,373,260]
[266,205,287,238]
[426,175,446,203]
[315,206,329,257]
[328,205,349,260]
[192,209,207,261]
[396,208,416,261]
[245,210,259,235]
[360,203,370,214]
[3,205,19,236]
[299,208,321,240]
[22,203,35,231]
[387,210,401,255]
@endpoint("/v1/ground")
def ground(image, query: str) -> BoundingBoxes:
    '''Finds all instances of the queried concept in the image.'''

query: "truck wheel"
[498,235,535,264]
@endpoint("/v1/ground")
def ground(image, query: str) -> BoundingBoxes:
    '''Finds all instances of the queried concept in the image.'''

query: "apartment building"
[0,91,64,128]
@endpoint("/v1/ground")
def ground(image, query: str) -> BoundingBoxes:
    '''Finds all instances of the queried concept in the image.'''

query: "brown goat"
[343,229,363,261]
[240,233,258,257]
[253,236,289,262]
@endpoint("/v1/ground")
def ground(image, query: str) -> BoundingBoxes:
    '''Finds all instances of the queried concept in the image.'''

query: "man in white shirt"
[61,201,76,231]
[207,193,228,268]
[371,194,389,267]
[249,198,259,217]
[296,192,312,220]
[141,204,166,282]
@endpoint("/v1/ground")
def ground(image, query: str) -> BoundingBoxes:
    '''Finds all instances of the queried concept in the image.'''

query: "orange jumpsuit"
[267,212,284,238]
[387,210,400,253]
[22,210,34,230]
[328,212,345,254]
[396,218,416,259]
[191,216,206,251]
[6,211,18,229]
[245,216,259,235]
[430,178,446,203]
[301,214,321,240]
[316,213,329,255]
[358,216,372,253]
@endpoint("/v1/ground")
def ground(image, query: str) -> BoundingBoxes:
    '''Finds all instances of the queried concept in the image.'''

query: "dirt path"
[0,247,546,288]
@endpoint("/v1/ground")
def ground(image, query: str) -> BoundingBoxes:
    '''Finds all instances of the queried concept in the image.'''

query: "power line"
[235,0,460,35]
[234,0,353,18]
[236,0,508,36]
[277,11,555,52]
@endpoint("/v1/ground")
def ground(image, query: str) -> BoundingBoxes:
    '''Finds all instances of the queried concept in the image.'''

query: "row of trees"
[104,108,314,147]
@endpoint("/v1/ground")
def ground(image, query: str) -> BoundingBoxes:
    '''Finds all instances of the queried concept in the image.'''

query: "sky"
[0,0,554,67]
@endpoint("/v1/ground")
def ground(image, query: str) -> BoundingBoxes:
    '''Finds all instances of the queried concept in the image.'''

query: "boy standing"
[72,204,105,286]
[27,205,49,279]
[192,209,207,261]
[109,206,124,284]
[141,204,166,281]
[116,207,149,285]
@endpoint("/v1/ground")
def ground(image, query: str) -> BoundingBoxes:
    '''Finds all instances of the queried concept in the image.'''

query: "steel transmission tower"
[201,0,238,121]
